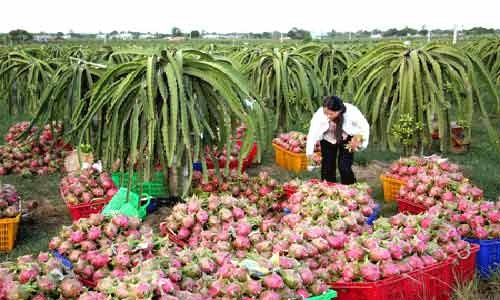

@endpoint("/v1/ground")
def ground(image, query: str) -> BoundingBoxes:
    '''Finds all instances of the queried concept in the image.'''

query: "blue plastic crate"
[193,162,202,171]
[146,198,158,214]
[52,250,73,270]
[366,204,381,225]
[463,237,500,279]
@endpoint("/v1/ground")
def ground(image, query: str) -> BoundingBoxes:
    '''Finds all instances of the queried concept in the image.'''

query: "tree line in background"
[2,26,499,44]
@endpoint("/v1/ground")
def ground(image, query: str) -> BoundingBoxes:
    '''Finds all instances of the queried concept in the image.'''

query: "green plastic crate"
[307,290,337,300]
[112,172,167,197]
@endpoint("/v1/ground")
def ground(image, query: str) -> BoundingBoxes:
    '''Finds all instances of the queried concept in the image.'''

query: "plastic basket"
[272,143,309,173]
[397,197,427,215]
[283,185,298,199]
[366,204,381,225]
[199,141,257,172]
[66,198,110,221]
[331,274,409,300]
[463,237,500,279]
[0,215,20,252]
[397,259,453,300]
[331,259,452,300]
[112,172,167,198]
[61,185,112,221]
[79,277,97,288]
[412,258,453,300]
[273,144,286,168]
[193,162,203,172]
[380,175,406,202]
[306,289,337,300]
[159,223,187,248]
[451,243,480,284]
[273,144,307,173]
[307,179,337,187]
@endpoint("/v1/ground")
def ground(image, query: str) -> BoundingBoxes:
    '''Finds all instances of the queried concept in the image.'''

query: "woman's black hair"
[323,96,346,141]
[323,96,346,113]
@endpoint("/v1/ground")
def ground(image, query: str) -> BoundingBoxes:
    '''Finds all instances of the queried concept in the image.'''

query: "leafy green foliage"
[391,114,423,156]
[350,41,499,152]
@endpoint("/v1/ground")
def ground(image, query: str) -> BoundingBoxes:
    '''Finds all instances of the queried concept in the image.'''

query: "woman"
[306,96,370,184]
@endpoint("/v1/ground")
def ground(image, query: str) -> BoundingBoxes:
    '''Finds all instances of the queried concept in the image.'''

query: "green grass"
[0,174,71,261]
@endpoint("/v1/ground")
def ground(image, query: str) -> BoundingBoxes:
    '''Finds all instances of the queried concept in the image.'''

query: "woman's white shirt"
[306,103,370,156]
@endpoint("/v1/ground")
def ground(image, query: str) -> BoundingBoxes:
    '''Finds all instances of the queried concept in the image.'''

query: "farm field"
[0,39,499,299]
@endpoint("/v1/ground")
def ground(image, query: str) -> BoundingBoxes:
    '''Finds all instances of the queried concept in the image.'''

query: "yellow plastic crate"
[0,215,20,252]
[380,175,406,202]
[272,143,309,173]
[272,144,286,168]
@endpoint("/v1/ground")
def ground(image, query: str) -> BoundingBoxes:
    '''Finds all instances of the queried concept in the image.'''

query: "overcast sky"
[2,0,500,33]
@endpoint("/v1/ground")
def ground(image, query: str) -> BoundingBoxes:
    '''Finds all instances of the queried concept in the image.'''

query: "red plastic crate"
[283,186,298,199]
[404,259,453,300]
[205,141,257,171]
[331,259,453,300]
[159,223,187,248]
[79,277,97,288]
[66,198,110,221]
[397,197,427,215]
[331,275,409,300]
[451,243,480,284]
[166,230,187,248]
[307,179,337,187]
[60,186,113,221]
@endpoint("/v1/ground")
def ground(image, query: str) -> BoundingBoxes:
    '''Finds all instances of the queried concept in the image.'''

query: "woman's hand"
[346,135,363,152]
[307,153,321,171]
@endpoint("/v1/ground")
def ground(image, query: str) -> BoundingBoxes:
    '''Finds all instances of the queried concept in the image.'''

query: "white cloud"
[1,0,499,33]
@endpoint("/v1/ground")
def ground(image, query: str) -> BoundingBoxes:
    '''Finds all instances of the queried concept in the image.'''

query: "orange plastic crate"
[272,144,286,168]
[380,175,406,202]
[0,215,21,252]
[272,143,311,173]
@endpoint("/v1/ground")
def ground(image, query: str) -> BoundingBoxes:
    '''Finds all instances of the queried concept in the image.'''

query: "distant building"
[118,32,133,40]
[109,32,133,40]
[34,34,55,42]
[311,32,323,39]
[168,36,185,42]
[370,33,383,39]
[63,34,72,40]
[202,34,243,39]
[96,34,107,40]
[203,34,221,39]
[139,34,155,39]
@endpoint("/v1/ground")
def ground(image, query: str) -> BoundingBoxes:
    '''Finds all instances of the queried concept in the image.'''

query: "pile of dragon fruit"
[0,252,86,299]
[198,124,256,169]
[424,199,500,240]
[387,155,484,208]
[384,155,461,181]
[201,142,249,169]
[192,170,284,209]
[399,172,484,208]
[0,184,20,218]
[59,167,118,206]
[327,212,471,282]
[0,183,38,219]
[46,214,164,284]
[0,122,70,176]
[2,156,498,299]
[272,131,320,154]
